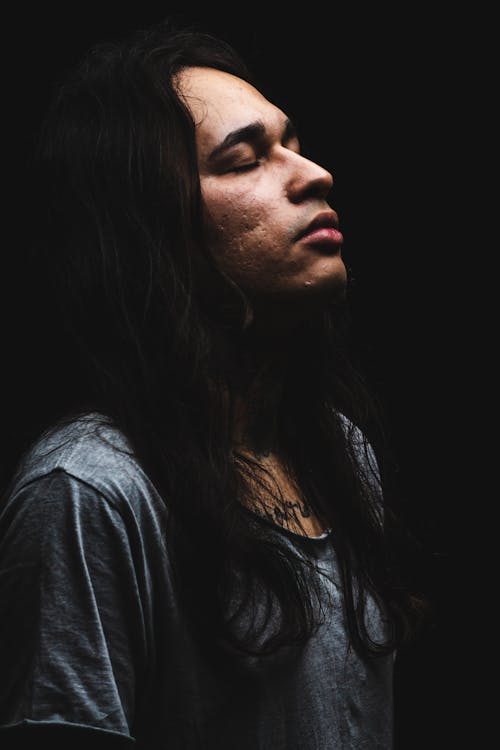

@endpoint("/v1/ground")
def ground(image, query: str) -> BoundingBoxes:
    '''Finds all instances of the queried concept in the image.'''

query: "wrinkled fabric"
[0,412,394,748]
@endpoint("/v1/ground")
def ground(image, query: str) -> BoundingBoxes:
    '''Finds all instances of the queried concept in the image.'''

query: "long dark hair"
[2,19,427,661]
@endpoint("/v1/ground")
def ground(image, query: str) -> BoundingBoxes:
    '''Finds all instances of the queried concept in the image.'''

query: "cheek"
[202,188,275,272]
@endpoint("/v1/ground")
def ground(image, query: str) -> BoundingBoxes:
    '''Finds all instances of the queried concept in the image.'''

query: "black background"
[5,4,467,748]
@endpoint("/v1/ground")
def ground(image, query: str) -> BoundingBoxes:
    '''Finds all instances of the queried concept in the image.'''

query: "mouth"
[295,210,343,249]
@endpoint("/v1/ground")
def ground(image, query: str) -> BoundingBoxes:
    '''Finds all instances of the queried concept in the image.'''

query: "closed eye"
[227,161,261,174]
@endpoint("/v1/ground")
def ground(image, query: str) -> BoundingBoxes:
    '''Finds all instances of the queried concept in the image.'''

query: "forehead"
[175,66,286,149]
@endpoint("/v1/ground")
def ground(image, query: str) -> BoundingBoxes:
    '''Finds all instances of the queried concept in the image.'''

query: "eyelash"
[230,161,261,173]
[227,142,300,174]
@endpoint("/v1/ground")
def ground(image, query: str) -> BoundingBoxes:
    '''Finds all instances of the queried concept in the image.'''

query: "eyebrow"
[207,118,298,163]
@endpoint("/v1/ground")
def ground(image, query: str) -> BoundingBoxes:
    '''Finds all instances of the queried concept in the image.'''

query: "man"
[0,20,424,749]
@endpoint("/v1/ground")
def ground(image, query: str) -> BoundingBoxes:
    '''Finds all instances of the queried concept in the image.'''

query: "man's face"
[175,66,347,310]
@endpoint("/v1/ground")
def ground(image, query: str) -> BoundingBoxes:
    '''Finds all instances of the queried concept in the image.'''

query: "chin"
[250,277,346,331]
[300,272,348,301]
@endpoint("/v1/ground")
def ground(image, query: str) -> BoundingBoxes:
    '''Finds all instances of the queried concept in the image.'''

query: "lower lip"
[298,227,344,249]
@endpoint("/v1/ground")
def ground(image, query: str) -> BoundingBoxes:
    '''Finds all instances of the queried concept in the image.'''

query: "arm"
[0,470,147,745]
[0,723,135,749]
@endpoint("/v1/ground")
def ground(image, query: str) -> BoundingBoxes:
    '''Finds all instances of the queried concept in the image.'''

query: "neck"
[229,319,301,457]
[220,299,334,455]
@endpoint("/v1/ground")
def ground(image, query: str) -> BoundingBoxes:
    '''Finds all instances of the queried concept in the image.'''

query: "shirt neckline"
[240,505,333,543]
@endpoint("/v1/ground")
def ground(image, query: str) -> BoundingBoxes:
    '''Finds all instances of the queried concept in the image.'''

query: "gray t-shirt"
[0,412,394,748]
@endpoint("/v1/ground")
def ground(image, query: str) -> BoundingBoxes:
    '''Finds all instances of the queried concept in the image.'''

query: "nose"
[285,151,334,203]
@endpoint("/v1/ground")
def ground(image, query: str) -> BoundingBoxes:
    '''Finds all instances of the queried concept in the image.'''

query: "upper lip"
[296,210,339,240]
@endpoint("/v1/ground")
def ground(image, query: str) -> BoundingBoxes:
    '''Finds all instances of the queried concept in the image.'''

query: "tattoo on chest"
[234,448,319,532]
[259,498,312,527]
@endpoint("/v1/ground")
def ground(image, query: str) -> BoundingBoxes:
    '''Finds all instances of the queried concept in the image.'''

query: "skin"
[175,66,347,331]
[173,66,341,536]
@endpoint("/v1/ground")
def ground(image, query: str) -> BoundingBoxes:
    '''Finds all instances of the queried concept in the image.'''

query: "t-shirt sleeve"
[0,468,147,743]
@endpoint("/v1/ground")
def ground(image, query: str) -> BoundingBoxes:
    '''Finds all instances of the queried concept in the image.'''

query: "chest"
[236,449,328,537]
